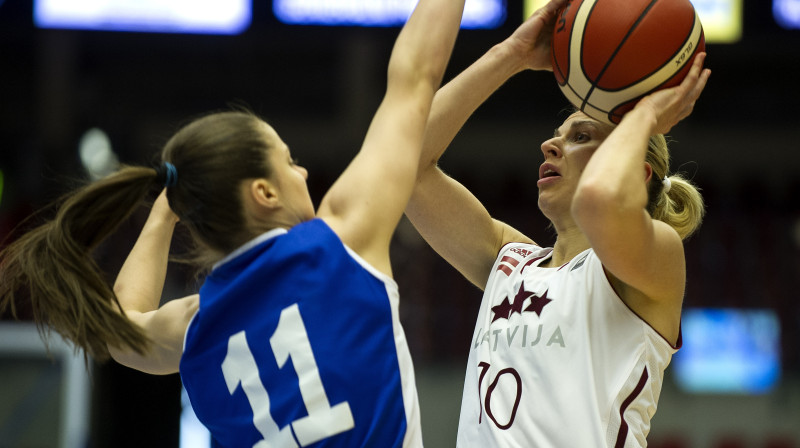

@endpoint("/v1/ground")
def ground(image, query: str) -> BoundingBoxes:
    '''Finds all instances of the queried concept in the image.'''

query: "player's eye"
[573,132,590,142]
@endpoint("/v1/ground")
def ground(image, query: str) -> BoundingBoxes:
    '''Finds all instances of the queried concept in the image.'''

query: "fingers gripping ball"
[551,0,705,125]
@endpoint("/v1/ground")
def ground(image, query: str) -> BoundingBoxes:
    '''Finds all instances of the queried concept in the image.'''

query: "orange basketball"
[551,0,705,125]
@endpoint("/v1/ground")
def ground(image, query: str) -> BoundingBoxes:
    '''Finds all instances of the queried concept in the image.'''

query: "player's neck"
[544,232,590,268]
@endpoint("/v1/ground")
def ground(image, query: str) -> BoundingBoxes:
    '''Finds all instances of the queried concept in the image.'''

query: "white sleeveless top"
[456,243,679,447]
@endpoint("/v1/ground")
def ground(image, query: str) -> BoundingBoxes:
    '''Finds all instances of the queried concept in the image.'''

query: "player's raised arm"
[109,189,197,374]
[406,0,567,288]
[572,53,710,307]
[316,0,466,275]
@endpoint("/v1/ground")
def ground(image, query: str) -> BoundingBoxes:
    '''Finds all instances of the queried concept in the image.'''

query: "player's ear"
[644,162,653,184]
[250,178,279,209]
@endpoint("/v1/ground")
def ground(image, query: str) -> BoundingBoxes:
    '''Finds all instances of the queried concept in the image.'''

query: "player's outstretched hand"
[507,0,569,72]
[636,52,711,135]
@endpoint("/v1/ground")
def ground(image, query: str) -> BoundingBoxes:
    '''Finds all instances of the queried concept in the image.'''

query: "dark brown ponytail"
[1,110,276,362]
[0,166,161,361]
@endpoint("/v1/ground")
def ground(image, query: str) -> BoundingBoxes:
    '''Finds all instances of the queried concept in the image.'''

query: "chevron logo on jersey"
[497,254,548,277]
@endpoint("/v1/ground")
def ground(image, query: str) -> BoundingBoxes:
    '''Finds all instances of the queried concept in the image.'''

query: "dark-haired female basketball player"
[0,0,465,444]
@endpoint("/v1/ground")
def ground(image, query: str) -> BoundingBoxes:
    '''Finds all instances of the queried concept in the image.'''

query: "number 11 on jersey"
[222,304,355,447]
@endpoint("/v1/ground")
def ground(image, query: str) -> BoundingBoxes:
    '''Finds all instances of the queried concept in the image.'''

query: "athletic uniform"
[457,243,679,447]
[180,218,422,448]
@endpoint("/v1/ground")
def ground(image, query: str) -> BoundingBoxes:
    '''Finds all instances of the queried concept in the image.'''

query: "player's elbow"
[573,181,647,232]
[573,182,623,226]
[107,342,179,376]
[386,54,445,98]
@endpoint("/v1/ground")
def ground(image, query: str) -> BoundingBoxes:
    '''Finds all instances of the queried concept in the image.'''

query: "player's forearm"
[420,42,527,171]
[114,202,178,313]
[388,0,465,94]
[575,106,655,218]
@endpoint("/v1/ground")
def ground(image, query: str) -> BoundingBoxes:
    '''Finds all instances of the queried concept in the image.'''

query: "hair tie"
[662,176,672,194]
[155,162,178,188]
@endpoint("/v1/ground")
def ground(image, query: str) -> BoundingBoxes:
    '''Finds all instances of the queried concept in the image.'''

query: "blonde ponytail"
[645,134,705,240]
[652,174,705,239]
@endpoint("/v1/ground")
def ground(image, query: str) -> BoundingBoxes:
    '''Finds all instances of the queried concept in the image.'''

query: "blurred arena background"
[0,0,799,447]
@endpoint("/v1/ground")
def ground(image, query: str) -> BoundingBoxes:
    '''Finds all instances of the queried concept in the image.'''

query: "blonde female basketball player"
[405,0,711,446]
[0,0,465,444]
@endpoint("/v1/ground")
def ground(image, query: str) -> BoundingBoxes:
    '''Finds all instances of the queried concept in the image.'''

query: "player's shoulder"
[498,241,550,260]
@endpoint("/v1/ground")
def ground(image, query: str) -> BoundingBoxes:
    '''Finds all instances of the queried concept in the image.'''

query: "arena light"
[34,0,251,35]
[691,0,742,43]
[273,0,506,29]
[180,387,211,448]
[524,0,742,43]
[774,0,800,29]
[78,128,118,181]
[672,308,781,394]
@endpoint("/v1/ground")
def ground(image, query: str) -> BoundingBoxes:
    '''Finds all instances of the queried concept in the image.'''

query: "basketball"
[551,0,705,125]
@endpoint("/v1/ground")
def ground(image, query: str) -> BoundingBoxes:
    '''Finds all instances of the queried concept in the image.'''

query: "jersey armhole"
[598,259,680,350]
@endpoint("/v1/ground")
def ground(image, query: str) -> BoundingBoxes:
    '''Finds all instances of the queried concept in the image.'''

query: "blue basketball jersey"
[180,219,422,448]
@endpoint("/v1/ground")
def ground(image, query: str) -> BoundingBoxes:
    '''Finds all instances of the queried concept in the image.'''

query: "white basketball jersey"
[456,243,678,447]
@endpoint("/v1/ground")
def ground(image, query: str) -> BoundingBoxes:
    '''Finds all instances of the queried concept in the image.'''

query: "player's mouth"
[537,163,561,186]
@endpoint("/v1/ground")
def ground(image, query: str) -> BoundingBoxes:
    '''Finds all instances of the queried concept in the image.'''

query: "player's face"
[261,123,315,223]
[536,111,613,218]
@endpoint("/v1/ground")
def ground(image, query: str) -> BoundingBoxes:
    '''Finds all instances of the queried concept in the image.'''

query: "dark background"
[1,0,799,446]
